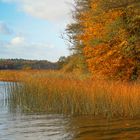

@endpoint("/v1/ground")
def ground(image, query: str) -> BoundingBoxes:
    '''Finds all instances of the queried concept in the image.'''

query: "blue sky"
[0,0,73,62]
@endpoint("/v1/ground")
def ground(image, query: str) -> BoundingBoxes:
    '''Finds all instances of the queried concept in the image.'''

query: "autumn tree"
[65,0,90,73]
[66,0,140,80]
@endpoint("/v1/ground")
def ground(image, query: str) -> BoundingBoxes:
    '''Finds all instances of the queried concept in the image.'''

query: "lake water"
[0,81,140,140]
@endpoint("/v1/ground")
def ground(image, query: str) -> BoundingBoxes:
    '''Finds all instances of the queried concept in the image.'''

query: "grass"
[1,70,140,118]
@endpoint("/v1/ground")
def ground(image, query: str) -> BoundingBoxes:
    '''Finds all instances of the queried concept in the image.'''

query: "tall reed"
[5,70,140,118]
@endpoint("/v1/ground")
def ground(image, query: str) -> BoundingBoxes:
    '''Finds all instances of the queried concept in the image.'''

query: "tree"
[65,0,91,73]
[66,0,140,80]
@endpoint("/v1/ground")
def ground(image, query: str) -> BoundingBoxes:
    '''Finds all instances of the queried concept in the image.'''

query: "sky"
[0,0,73,62]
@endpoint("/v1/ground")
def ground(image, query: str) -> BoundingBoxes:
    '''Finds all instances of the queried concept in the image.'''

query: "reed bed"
[0,70,89,81]
[2,70,140,118]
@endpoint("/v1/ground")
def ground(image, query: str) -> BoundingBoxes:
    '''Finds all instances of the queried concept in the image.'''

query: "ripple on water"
[67,117,140,140]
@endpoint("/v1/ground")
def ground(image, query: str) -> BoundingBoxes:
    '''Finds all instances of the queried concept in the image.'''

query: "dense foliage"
[66,0,140,80]
[0,59,58,70]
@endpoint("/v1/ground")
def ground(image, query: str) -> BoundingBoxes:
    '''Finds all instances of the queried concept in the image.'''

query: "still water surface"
[0,82,140,140]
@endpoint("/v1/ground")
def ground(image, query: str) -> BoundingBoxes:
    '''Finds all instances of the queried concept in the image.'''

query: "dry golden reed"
[1,70,140,118]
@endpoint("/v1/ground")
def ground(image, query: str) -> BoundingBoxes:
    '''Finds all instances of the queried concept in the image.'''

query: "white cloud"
[2,0,73,22]
[10,36,25,46]
[0,22,12,35]
[0,0,72,61]
[1,36,69,61]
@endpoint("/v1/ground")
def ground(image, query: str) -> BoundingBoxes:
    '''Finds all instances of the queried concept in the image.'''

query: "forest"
[65,0,140,81]
[0,59,58,70]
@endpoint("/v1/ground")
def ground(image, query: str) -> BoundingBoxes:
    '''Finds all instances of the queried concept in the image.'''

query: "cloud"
[0,22,12,35]
[2,0,73,22]
[7,36,54,49]
[10,36,25,46]
[0,36,69,61]
[0,1,72,61]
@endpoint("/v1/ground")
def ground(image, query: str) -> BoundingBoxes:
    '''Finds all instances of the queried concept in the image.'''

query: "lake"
[0,81,140,140]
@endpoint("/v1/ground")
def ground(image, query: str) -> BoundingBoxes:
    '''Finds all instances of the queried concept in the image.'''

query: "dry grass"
[1,70,140,118]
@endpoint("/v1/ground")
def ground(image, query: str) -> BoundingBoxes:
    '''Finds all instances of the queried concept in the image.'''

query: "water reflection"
[0,82,140,140]
[68,117,140,140]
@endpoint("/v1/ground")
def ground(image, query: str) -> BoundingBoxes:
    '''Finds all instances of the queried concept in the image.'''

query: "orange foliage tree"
[66,0,140,80]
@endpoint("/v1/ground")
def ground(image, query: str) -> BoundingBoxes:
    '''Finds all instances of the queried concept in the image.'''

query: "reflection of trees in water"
[67,116,140,140]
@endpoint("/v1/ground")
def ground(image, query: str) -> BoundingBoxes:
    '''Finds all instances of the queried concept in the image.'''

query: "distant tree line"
[0,59,58,70]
